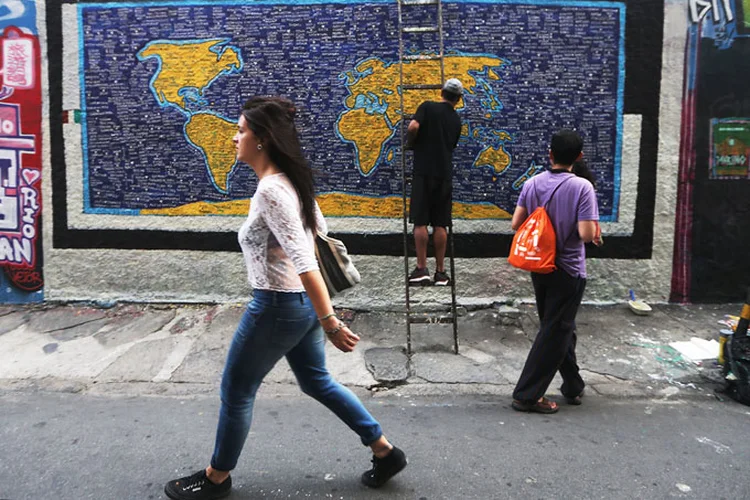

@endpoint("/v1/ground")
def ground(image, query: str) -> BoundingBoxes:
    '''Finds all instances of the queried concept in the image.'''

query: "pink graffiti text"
[2,37,34,89]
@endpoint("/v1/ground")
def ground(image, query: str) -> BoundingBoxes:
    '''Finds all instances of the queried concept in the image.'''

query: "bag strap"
[533,174,577,253]
[543,174,574,210]
[531,173,573,209]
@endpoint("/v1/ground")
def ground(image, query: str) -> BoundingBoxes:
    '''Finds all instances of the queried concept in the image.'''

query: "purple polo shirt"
[516,170,599,278]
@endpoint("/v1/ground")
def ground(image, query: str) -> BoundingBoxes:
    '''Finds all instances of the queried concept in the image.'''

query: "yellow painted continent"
[475,145,511,175]
[139,39,240,109]
[493,130,512,141]
[336,108,395,175]
[317,193,511,219]
[141,199,249,216]
[344,55,505,128]
[185,113,237,192]
[142,193,511,219]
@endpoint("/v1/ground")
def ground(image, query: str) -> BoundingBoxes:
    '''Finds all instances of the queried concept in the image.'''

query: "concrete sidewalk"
[0,300,737,400]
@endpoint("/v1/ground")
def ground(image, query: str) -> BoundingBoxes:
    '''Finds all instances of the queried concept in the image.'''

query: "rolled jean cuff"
[360,425,384,446]
[209,458,232,473]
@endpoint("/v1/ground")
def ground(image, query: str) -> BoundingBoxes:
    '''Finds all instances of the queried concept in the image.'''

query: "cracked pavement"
[0,301,738,401]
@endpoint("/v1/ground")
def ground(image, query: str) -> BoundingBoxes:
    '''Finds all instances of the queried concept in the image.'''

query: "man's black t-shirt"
[412,101,461,178]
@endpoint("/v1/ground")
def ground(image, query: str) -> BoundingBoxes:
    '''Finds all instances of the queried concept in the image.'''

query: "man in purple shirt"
[510,129,600,414]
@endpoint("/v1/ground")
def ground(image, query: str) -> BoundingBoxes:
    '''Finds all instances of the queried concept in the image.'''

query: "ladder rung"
[408,315,455,325]
[402,26,439,33]
[400,0,439,5]
[404,54,442,61]
[402,83,443,90]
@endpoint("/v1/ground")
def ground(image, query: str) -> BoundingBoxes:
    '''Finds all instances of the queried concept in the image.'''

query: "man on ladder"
[405,78,463,287]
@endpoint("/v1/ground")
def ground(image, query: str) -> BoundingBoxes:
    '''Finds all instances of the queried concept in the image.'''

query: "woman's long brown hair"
[242,97,317,230]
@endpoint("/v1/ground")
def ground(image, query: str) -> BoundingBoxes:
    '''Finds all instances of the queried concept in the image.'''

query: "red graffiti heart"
[21,169,40,186]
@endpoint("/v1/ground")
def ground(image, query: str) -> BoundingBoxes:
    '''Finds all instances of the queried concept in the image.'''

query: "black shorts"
[409,174,452,227]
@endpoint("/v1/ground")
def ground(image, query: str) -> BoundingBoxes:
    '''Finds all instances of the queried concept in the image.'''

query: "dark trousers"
[512,269,587,403]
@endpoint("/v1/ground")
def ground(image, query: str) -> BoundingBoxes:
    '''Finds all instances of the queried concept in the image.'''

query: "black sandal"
[564,389,584,405]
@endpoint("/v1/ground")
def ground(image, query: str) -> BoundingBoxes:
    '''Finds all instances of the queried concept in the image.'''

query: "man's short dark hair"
[441,89,461,104]
[550,129,583,166]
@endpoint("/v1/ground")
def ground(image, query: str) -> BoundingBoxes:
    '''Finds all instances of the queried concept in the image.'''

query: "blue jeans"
[210,290,383,471]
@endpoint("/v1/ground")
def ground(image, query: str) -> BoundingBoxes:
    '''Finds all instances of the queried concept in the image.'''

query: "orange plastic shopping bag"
[508,206,558,273]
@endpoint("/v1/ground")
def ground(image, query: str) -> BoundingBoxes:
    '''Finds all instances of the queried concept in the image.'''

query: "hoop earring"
[257,144,263,150]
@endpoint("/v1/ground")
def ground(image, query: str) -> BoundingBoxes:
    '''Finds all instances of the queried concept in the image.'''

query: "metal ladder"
[397,0,459,355]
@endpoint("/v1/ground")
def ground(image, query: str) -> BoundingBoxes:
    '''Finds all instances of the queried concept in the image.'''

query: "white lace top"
[238,173,326,292]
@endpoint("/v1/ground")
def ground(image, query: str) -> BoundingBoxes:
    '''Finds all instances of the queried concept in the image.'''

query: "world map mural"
[78,1,624,221]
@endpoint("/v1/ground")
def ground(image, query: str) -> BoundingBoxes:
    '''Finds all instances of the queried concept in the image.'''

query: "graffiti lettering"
[716,154,747,166]
[0,103,40,287]
[10,269,41,285]
[19,186,38,250]
[22,205,33,224]
[0,25,43,299]
[21,223,33,239]
[6,45,27,86]
[7,268,42,292]
[689,0,734,24]
[0,235,30,264]
[21,185,37,209]
[0,117,13,134]
[2,38,33,89]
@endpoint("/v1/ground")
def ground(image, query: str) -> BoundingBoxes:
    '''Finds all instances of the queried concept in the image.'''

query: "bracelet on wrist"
[324,321,346,336]
[318,312,337,322]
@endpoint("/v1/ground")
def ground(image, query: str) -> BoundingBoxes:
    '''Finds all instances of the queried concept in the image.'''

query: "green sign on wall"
[710,118,750,179]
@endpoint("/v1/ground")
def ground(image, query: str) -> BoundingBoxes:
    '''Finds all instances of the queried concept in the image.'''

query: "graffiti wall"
[41,0,687,304]
[672,0,750,302]
[0,1,43,303]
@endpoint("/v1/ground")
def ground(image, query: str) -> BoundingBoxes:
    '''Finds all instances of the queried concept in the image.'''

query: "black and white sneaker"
[433,270,450,286]
[164,469,231,500]
[408,267,431,285]
[361,446,408,488]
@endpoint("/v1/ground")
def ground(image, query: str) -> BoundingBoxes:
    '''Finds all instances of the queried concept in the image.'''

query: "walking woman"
[164,97,407,500]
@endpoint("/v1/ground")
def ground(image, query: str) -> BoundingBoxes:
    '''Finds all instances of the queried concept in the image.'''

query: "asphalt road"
[1,390,748,500]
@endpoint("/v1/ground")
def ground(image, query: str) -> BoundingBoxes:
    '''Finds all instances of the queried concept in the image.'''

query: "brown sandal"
[512,397,559,414]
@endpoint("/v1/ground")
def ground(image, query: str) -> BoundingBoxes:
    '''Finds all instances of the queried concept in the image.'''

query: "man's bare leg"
[414,225,429,270]
[433,226,447,272]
